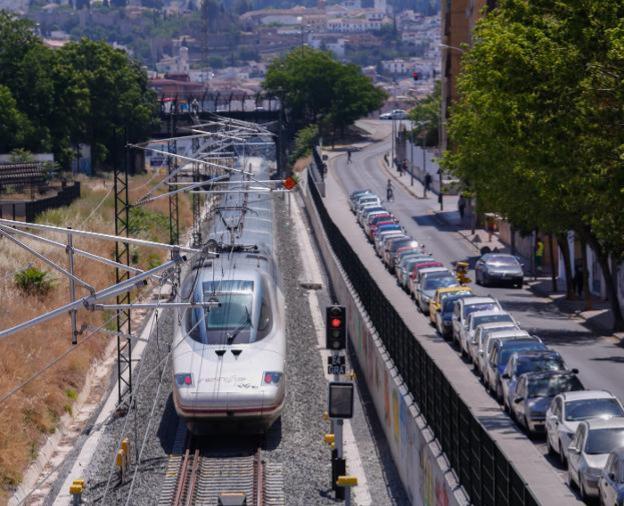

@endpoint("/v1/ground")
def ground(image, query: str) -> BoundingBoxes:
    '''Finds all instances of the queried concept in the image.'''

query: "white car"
[473,323,520,376]
[545,390,624,466]
[451,297,502,348]
[380,109,408,120]
[460,310,512,360]
[568,418,624,500]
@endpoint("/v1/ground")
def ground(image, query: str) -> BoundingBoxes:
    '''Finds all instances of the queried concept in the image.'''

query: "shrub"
[14,266,55,296]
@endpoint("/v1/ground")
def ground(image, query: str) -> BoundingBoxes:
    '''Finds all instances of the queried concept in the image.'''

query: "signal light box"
[328,382,354,419]
[326,305,346,350]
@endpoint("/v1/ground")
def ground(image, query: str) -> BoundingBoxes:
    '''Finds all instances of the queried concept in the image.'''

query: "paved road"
[331,120,624,486]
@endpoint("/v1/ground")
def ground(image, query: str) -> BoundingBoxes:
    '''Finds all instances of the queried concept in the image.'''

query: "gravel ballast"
[46,192,406,505]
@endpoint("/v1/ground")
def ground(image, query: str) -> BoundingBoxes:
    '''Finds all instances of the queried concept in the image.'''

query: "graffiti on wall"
[420,446,449,506]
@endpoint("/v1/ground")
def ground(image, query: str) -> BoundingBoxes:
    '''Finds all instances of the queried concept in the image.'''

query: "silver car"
[599,448,624,506]
[568,418,624,500]
[415,270,458,314]
[545,390,624,466]
[509,370,584,434]
[475,253,524,288]
[476,326,524,379]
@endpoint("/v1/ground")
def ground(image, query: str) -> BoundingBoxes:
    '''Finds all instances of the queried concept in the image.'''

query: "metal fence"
[308,170,539,506]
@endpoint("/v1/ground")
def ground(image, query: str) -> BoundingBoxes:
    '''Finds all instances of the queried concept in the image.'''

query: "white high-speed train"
[172,158,286,432]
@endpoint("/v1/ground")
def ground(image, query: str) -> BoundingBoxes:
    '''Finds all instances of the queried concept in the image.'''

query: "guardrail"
[307,169,539,506]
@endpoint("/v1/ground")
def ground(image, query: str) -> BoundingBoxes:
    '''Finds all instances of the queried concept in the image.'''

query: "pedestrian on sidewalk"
[393,157,399,171]
[401,159,408,176]
[534,238,544,278]
[458,195,466,222]
[574,262,584,298]
[347,149,352,164]
[424,173,432,198]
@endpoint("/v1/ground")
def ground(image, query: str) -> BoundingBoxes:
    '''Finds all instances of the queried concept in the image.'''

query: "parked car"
[354,197,381,216]
[380,109,408,120]
[407,258,446,299]
[461,310,513,360]
[568,418,624,500]
[374,231,406,257]
[598,448,624,506]
[365,214,395,238]
[429,286,473,326]
[407,263,445,298]
[474,325,523,378]
[485,338,546,401]
[435,292,475,339]
[370,221,400,241]
[384,239,419,272]
[510,370,584,434]
[397,256,434,291]
[475,253,524,288]
[545,390,624,466]
[451,297,502,347]
[349,190,374,212]
[414,270,459,314]
[358,207,387,227]
[501,350,567,412]
[391,245,422,272]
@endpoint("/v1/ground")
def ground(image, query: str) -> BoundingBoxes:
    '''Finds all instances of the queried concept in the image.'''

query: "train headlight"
[175,373,193,386]
[262,372,283,385]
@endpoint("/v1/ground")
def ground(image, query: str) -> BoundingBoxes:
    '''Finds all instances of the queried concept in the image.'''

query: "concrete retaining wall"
[301,172,468,506]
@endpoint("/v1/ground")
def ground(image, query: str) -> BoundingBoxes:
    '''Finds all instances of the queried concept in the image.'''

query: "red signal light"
[265,372,273,384]
[331,318,342,328]
[184,375,192,385]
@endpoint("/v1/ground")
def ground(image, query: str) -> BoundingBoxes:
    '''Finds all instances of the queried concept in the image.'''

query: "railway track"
[158,426,284,506]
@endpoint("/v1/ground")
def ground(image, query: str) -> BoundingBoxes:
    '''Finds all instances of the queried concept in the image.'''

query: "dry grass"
[0,173,192,499]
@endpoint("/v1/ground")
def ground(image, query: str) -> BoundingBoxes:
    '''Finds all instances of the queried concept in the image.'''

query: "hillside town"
[4,0,439,106]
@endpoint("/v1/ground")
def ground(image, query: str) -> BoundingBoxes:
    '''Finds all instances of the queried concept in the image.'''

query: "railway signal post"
[325,304,356,500]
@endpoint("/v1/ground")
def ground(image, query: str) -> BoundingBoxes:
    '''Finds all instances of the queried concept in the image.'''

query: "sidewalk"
[380,150,620,340]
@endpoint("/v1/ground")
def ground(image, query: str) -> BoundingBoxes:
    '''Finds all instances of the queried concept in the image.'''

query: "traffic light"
[412,71,419,81]
[326,305,346,350]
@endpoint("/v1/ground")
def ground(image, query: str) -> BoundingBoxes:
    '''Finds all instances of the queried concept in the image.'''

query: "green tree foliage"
[442,0,624,330]
[290,124,319,163]
[409,80,440,147]
[0,85,34,152]
[263,47,386,139]
[0,11,157,169]
[58,38,158,167]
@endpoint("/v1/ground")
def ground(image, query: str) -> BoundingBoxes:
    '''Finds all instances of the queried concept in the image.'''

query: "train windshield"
[185,279,273,345]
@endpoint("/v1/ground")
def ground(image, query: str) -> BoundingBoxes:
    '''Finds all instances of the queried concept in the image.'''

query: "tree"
[263,47,386,137]
[0,85,33,153]
[409,80,440,147]
[57,38,158,168]
[442,0,624,330]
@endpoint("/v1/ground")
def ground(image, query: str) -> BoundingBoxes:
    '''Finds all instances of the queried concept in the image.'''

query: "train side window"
[256,281,273,341]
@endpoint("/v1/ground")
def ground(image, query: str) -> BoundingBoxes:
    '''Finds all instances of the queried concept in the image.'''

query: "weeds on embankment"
[0,173,191,499]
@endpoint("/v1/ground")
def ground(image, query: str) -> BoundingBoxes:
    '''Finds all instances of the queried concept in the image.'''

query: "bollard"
[69,479,85,505]
[336,475,358,506]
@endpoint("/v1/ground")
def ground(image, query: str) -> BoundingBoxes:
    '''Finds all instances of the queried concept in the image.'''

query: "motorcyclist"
[386,179,394,201]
